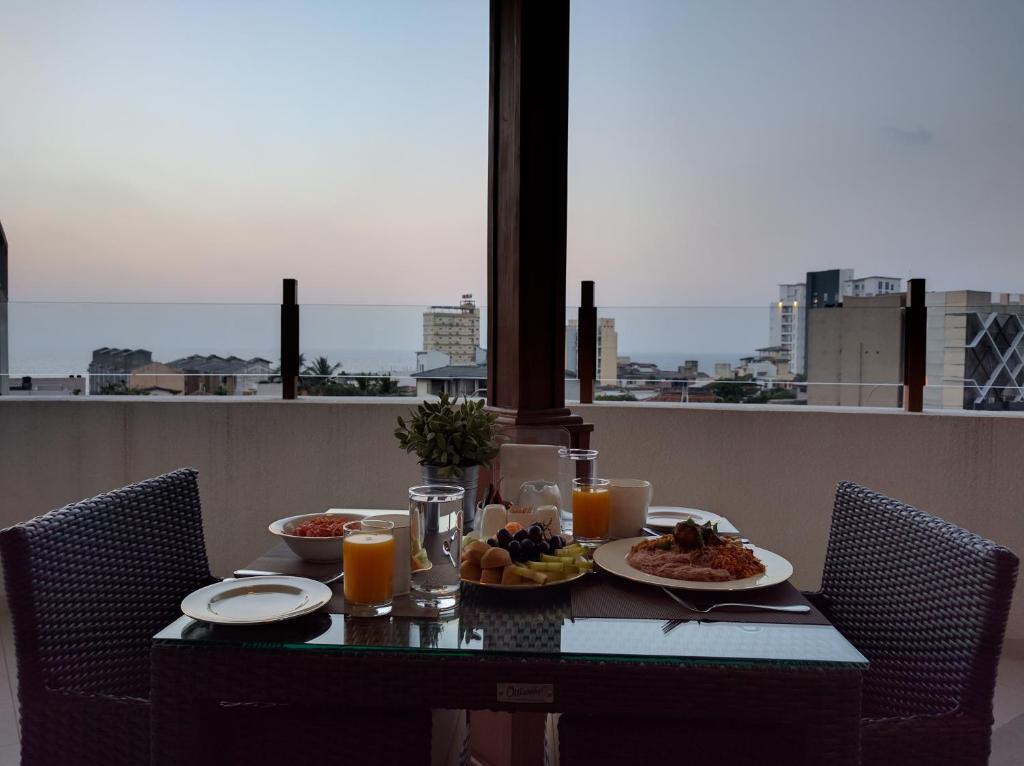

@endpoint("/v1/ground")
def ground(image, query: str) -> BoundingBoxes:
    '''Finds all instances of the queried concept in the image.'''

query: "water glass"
[409,484,464,611]
[571,477,611,547]
[559,448,598,523]
[343,519,395,617]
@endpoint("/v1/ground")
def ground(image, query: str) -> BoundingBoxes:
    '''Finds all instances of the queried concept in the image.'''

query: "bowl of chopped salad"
[269,512,369,563]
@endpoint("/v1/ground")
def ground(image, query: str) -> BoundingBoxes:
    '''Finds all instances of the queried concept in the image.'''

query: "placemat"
[570,571,829,625]
[241,543,439,619]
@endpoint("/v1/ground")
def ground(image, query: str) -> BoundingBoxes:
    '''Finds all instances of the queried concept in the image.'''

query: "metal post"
[578,281,597,404]
[281,279,299,400]
[0,220,8,396]
[903,278,926,412]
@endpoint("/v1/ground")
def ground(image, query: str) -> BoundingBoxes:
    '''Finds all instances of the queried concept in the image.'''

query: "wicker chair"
[806,481,1019,766]
[0,468,215,766]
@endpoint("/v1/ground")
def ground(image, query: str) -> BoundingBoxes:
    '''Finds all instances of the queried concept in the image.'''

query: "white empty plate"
[181,576,333,625]
[646,506,721,530]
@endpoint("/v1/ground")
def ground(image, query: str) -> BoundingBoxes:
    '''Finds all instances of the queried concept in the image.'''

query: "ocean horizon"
[10,348,748,379]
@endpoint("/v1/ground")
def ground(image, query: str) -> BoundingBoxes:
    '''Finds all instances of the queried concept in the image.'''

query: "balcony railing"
[3,286,1023,412]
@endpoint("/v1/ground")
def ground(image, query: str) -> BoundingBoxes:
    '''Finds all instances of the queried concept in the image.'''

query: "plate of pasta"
[593,520,792,592]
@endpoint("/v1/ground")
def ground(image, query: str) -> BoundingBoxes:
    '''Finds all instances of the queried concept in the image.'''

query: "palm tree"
[301,355,340,392]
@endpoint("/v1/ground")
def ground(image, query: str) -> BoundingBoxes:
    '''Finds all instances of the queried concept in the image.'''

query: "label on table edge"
[496,683,554,704]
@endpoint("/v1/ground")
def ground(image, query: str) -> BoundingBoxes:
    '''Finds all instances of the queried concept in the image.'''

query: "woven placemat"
[571,572,829,625]
[242,543,438,618]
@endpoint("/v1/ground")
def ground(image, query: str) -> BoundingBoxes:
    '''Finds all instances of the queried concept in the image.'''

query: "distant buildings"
[88,348,154,393]
[735,347,796,383]
[566,317,618,383]
[769,283,806,375]
[411,364,487,398]
[771,269,903,377]
[422,294,480,365]
[86,349,272,395]
[415,346,485,373]
[129,363,185,395]
[926,291,1024,410]
[801,286,1024,410]
[7,375,86,396]
[167,355,273,396]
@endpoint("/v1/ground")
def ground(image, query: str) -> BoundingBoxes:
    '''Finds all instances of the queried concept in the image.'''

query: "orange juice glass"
[572,477,611,547]
[343,519,395,617]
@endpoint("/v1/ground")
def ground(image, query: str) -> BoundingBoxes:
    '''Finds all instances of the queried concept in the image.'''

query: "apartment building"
[422,294,480,365]
[769,283,806,375]
[566,317,618,383]
[925,290,1024,410]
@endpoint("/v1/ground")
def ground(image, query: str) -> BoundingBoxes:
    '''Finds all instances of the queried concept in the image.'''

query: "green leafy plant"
[394,391,499,478]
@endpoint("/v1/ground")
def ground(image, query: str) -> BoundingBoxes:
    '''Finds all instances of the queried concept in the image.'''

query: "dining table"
[150,510,867,766]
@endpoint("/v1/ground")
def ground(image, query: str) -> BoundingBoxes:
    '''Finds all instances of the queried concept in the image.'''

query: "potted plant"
[394,392,499,528]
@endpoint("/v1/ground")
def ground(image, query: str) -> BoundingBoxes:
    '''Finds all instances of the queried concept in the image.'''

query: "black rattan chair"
[806,481,1019,766]
[0,468,215,766]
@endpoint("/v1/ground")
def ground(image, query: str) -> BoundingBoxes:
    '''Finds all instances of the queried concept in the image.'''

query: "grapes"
[496,528,512,546]
[528,526,543,543]
[487,538,498,547]
[507,539,522,557]
[521,539,536,557]
[549,535,563,551]
[513,529,529,543]
[537,540,550,555]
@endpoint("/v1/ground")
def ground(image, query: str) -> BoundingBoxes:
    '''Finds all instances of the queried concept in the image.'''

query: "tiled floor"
[0,613,1020,765]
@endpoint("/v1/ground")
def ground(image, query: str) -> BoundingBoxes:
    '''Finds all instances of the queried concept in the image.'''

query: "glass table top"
[154,586,867,667]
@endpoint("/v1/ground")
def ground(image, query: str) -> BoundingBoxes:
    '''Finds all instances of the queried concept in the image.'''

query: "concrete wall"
[807,295,904,407]
[1,398,1022,644]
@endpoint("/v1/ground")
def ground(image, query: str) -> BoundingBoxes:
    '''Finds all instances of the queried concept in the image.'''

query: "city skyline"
[1,0,1022,308]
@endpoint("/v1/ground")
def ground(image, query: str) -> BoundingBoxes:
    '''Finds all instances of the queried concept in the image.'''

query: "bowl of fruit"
[459,521,593,588]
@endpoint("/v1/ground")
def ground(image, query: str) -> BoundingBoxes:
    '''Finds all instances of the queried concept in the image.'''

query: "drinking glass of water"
[409,485,464,611]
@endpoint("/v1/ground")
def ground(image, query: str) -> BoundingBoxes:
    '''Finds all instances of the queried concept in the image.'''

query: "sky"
[2,0,1023,313]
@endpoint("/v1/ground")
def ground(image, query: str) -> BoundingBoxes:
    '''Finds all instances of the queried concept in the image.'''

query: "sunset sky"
[2,0,1023,308]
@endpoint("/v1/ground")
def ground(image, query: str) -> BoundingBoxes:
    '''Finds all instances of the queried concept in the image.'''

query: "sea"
[5,302,752,379]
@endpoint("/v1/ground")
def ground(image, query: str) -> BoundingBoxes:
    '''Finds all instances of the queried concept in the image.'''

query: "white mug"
[374,513,411,596]
[608,479,653,539]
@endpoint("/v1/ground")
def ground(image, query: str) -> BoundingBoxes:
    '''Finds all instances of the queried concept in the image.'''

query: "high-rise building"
[781,269,903,378]
[769,283,806,375]
[846,276,904,298]
[566,317,618,383]
[925,290,1024,410]
[422,294,480,365]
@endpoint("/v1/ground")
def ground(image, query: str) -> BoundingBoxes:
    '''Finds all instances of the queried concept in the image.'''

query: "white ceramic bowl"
[269,511,369,563]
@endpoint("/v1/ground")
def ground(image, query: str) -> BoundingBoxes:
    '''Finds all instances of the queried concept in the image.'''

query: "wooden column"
[486,0,591,447]
[903,277,926,412]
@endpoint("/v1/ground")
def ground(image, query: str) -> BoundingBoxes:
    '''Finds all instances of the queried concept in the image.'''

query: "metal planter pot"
[420,464,480,531]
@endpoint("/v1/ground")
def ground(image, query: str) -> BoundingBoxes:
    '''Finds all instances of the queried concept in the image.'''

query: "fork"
[661,587,810,614]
